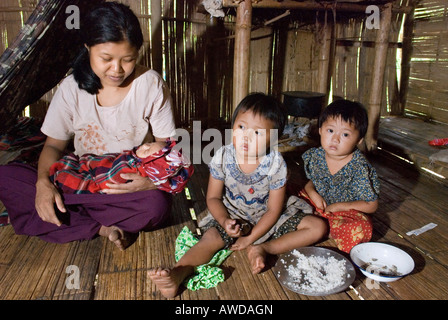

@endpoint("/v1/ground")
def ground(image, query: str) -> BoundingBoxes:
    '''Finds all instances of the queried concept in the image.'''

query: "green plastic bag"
[175,226,232,290]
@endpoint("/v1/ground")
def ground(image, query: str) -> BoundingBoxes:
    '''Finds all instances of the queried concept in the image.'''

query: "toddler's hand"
[224,219,242,238]
[230,236,252,251]
[324,202,344,213]
[309,193,327,212]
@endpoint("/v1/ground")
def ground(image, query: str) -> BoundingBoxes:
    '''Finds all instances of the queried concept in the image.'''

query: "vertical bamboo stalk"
[365,3,392,151]
[233,0,252,111]
[271,22,288,99]
[206,16,219,124]
[398,0,415,115]
[151,0,163,74]
[317,12,334,107]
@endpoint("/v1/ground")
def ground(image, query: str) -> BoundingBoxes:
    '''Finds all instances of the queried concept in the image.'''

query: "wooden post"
[233,0,252,110]
[150,0,163,74]
[365,3,392,151]
[317,12,334,107]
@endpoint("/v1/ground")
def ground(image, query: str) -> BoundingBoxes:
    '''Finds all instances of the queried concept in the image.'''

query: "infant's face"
[136,142,165,158]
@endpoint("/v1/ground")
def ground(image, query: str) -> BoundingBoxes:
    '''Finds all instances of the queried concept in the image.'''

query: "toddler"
[149,93,327,298]
[300,99,380,253]
[50,139,193,195]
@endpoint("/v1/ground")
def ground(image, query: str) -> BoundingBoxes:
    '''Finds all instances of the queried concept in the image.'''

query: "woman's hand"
[35,179,65,227]
[103,172,157,194]
[35,137,69,227]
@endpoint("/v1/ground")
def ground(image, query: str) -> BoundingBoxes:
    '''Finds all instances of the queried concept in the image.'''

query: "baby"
[50,139,193,195]
[300,99,380,252]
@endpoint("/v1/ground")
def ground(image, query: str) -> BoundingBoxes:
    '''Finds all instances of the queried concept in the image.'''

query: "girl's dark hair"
[319,99,369,139]
[231,92,287,135]
[72,2,144,94]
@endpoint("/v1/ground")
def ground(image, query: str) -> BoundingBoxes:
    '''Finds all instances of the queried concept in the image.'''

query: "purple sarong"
[0,162,172,243]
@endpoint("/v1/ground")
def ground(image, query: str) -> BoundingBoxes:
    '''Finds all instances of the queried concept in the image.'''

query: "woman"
[0,2,177,250]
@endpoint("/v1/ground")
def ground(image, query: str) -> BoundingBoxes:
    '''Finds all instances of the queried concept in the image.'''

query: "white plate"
[274,246,356,296]
[350,242,414,282]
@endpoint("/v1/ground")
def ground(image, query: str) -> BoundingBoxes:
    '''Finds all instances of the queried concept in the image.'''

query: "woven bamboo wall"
[406,0,448,123]
[331,0,411,117]
[0,1,35,53]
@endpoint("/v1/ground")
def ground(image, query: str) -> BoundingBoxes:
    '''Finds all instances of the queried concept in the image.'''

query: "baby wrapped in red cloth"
[50,139,193,195]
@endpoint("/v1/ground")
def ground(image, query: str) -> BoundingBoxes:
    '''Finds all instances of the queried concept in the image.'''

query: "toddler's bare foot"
[247,245,267,274]
[99,225,137,251]
[148,267,188,298]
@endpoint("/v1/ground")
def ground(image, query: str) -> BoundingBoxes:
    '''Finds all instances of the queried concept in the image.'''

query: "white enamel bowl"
[350,242,415,282]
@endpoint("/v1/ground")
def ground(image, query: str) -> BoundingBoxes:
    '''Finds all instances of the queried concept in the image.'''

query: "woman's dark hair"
[319,99,369,139]
[72,2,144,94]
[231,92,287,135]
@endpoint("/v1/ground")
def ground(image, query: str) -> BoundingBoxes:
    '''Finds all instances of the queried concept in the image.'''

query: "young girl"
[300,99,380,253]
[149,93,327,298]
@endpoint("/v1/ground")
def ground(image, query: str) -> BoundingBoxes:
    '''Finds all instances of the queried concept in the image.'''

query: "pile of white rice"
[282,249,348,293]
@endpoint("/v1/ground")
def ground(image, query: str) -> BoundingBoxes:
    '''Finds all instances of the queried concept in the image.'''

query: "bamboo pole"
[232,0,252,110]
[398,0,416,116]
[271,22,288,99]
[317,12,334,107]
[0,7,34,12]
[222,0,412,14]
[150,0,163,74]
[264,10,290,26]
[206,16,220,124]
[365,2,392,151]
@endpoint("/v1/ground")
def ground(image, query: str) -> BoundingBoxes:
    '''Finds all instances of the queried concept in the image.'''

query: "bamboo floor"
[0,119,448,301]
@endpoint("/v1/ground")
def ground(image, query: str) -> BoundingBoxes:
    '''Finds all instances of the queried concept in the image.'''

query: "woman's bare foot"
[148,266,192,298]
[247,245,267,274]
[99,225,137,251]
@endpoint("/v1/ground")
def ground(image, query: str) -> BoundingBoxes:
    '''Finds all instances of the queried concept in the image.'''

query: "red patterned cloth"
[299,190,372,253]
[50,140,193,195]
[428,138,448,146]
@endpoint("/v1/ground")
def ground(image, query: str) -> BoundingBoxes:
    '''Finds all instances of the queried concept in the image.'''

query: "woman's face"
[88,41,139,88]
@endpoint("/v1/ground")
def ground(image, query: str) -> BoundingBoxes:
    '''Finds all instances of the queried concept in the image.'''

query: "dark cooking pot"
[282,91,325,118]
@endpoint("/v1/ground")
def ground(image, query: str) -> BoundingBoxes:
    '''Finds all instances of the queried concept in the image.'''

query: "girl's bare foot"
[99,225,137,251]
[148,266,192,298]
[247,245,267,274]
